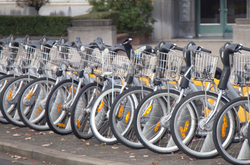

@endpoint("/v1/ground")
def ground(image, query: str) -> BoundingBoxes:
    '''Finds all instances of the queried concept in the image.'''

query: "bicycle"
[170,42,243,159]
[212,44,250,164]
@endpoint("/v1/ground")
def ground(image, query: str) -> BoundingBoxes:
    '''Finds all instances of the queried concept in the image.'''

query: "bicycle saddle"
[89,37,106,51]
[107,44,125,52]
[159,43,176,53]
[73,37,83,50]
[63,41,75,47]
[43,40,56,48]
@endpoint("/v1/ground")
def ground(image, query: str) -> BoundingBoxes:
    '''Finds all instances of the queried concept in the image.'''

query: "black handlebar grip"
[241,46,250,52]
[122,38,132,46]
[200,48,212,53]
[175,46,183,51]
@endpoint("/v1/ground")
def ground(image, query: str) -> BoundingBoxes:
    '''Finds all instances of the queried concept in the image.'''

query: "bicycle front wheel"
[134,89,180,153]
[170,91,229,159]
[18,77,55,131]
[213,97,250,165]
[0,74,16,124]
[45,79,81,135]
[0,75,36,126]
[110,86,153,149]
[90,86,122,144]
[71,82,103,139]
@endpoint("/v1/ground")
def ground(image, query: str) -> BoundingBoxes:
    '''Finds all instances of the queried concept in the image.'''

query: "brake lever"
[236,50,242,54]
[170,49,176,54]
[236,44,243,54]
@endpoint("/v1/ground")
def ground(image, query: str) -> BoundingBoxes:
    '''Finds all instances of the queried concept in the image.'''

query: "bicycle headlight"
[61,38,65,45]
[10,35,14,42]
[26,37,30,44]
[42,37,47,44]
[61,63,67,70]
[104,48,109,54]
[80,45,85,52]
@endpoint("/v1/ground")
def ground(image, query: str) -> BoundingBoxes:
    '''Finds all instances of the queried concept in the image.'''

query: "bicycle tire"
[134,89,181,153]
[45,79,82,135]
[17,77,56,131]
[109,86,153,149]
[71,82,103,139]
[90,86,122,144]
[170,91,229,159]
[213,97,250,165]
[0,75,37,126]
[0,74,16,124]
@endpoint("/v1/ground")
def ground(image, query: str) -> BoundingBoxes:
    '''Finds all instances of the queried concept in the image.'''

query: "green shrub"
[0,15,72,36]
[88,0,156,36]
[73,11,120,28]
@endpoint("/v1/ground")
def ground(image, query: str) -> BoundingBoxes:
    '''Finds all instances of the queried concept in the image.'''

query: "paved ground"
[0,123,230,165]
[0,150,47,165]
[0,39,235,165]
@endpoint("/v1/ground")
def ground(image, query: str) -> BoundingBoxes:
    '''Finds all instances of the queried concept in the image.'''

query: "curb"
[0,140,131,165]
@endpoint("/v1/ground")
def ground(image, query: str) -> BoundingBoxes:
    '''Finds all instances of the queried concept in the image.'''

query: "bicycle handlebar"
[199,47,212,53]
[122,38,133,46]
[241,46,250,52]
[174,46,183,51]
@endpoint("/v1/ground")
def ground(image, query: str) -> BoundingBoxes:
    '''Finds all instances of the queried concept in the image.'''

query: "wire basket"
[38,45,59,69]
[0,45,8,65]
[130,49,157,78]
[190,50,218,81]
[7,45,26,67]
[57,46,83,69]
[230,53,250,86]
[79,47,102,74]
[157,52,183,81]
[20,46,42,68]
[0,45,3,58]
[102,49,130,77]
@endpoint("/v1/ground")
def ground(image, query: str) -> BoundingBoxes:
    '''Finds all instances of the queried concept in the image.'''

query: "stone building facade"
[0,0,249,40]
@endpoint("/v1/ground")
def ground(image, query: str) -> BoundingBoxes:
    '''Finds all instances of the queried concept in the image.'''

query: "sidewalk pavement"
[0,122,230,165]
[0,38,233,165]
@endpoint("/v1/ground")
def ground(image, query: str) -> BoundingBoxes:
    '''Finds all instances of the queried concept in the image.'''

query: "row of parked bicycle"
[0,34,250,164]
